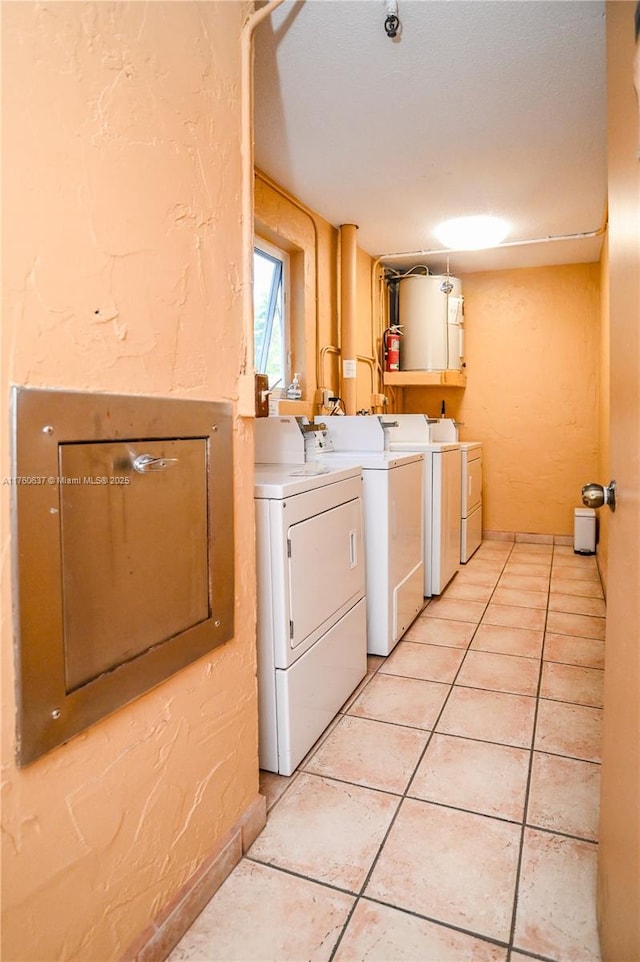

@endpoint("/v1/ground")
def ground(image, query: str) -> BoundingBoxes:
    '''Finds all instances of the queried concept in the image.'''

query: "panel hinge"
[287,538,291,558]
[289,620,294,640]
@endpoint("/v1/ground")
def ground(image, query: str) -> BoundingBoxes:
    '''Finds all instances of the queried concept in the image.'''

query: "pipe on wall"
[239,0,286,416]
[255,169,323,389]
[339,224,358,415]
[319,346,376,403]
[376,221,608,264]
[371,255,386,388]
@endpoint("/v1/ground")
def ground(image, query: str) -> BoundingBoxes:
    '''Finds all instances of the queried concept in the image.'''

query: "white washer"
[460,442,483,562]
[384,414,461,596]
[314,416,425,656]
[430,419,483,564]
[254,419,367,775]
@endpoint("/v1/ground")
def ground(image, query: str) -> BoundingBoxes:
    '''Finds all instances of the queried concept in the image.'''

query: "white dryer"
[254,418,367,775]
[460,442,483,562]
[384,414,461,596]
[313,416,425,657]
[430,418,483,563]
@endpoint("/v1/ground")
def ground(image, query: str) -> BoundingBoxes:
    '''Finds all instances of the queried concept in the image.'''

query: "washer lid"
[316,450,423,470]
[254,461,361,498]
[389,441,460,453]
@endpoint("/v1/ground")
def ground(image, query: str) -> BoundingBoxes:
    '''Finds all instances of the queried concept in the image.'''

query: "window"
[253,239,289,391]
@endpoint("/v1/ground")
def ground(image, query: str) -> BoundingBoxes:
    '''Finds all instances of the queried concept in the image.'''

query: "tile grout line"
[505,540,597,961]
[505,601,547,959]
[263,543,602,961]
[178,542,603,961]
[328,543,516,961]
[508,548,605,959]
[350,894,513,954]
[466,542,552,961]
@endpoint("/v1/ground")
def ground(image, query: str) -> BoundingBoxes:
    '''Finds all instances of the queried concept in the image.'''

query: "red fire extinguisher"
[383,325,402,372]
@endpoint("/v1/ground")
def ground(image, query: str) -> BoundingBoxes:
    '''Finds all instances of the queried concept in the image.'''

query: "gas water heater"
[397,274,464,371]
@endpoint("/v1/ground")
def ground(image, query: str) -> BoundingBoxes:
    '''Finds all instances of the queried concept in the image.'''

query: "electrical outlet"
[321,389,333,408]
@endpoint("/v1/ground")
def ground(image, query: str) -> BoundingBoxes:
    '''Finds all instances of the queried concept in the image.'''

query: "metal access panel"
[10,387,234,766]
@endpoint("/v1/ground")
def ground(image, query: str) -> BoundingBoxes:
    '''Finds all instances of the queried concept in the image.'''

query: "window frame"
[253,237,291,394]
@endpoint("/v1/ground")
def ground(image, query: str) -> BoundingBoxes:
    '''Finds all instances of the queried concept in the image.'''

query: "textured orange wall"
[404,263,601,536]
[1,4,258,961]
[255,175,376,414]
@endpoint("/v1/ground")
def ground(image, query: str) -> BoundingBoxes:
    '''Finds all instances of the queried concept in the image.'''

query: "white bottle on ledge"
[286,373,302,399]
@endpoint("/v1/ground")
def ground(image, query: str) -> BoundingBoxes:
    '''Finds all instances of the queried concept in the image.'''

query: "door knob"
[581,480,616,512]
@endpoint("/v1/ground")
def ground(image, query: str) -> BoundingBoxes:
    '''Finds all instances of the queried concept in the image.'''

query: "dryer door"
[389,460,423,586]
[287,497,364,655]
[464,450,483,517]
[432,448,463,594]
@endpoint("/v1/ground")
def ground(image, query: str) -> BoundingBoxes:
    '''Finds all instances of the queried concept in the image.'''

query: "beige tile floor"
[168,540,604,962]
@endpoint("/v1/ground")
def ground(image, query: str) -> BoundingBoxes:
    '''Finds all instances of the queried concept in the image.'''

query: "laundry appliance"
[312,415,424,657]
[459,442,483,562]
[383,414,462,595]
[430,418,483,562]
[253,417,367,775]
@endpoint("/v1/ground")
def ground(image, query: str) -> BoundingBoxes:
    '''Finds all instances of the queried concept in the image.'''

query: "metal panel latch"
[132,454,179,473]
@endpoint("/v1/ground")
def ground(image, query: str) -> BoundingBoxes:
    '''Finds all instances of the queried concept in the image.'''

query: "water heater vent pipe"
[239,0,286,416]
[339,224,359,416]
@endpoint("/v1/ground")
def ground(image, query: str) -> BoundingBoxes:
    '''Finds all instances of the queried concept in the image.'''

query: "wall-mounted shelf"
[383,370,467,388]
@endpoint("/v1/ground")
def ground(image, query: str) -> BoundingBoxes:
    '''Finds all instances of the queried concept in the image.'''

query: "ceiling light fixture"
[434,215,509,250]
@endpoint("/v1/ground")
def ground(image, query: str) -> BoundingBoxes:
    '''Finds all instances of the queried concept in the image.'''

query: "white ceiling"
[254,0,607,274]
